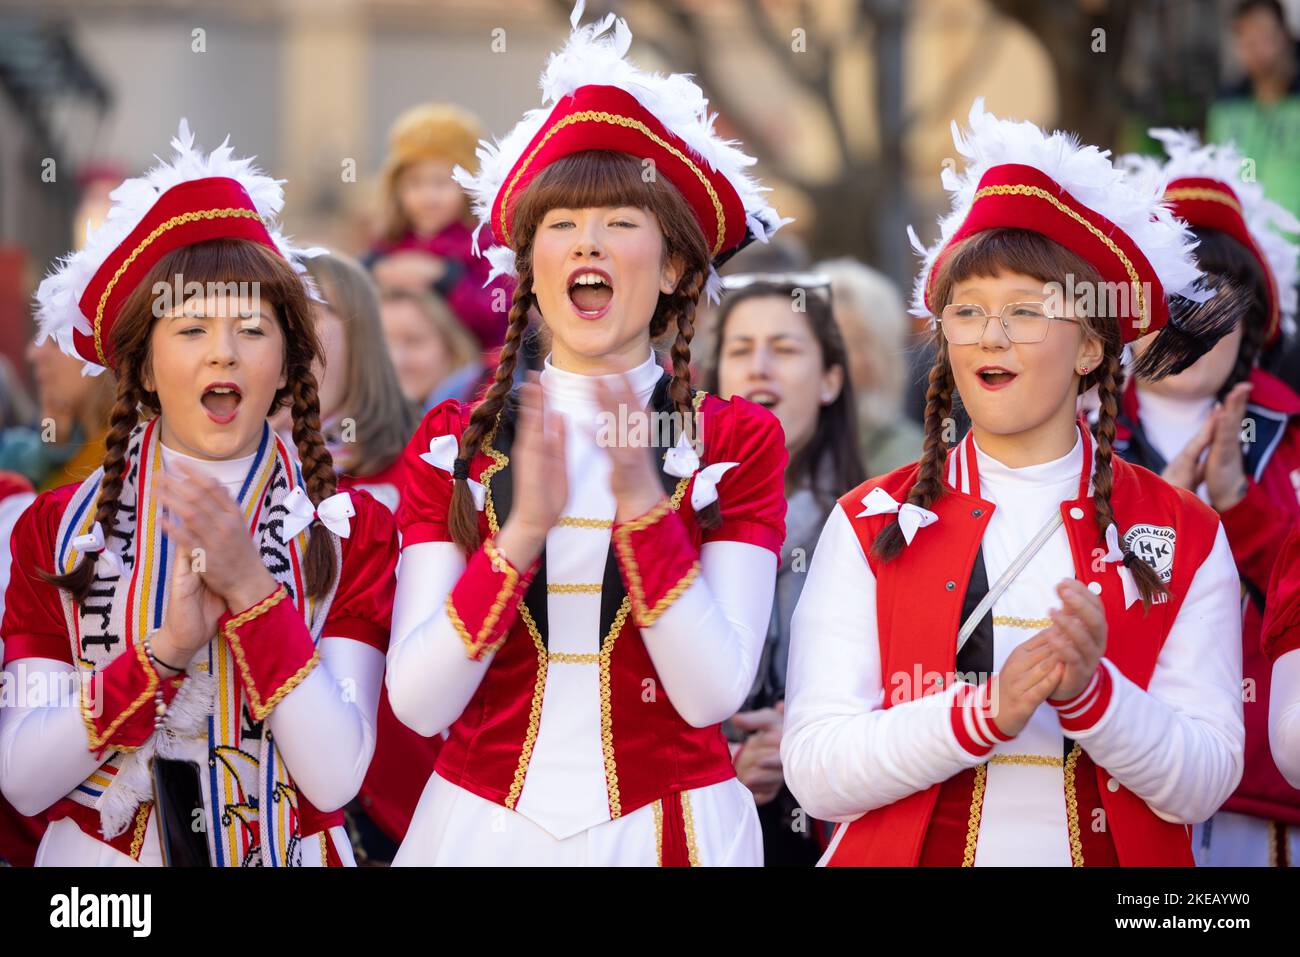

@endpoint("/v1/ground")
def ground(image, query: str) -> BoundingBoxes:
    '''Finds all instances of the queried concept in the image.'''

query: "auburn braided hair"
[445,150,713,553]
[43,238,338,603]
[872,228,1167,607]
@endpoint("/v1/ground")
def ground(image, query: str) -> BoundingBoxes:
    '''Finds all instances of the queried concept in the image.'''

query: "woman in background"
[708,272,865,865]
[380,287,486,412]
[0,338,115,491]
[288,250,441,863]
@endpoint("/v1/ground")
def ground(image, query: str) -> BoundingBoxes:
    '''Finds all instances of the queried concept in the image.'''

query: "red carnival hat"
[453,0,788,303]
[1124,129,1299,347]
[35,120,313,373]
[911,100,1235,376]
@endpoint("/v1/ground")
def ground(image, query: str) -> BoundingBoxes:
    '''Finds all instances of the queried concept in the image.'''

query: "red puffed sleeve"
[611,396,788,628]
[1263,524,1300,661]
[699,395,788,556]
[217,491,398,720]
[2,486,75,666]
[396,399,471,547]
[324,489,398,651]
[2,486,186,752]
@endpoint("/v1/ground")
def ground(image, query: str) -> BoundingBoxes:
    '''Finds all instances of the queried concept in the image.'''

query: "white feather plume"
[452,0,789,303]
[909,99,1206,323]
[34,118,314,374]
[1121,128,1299,337]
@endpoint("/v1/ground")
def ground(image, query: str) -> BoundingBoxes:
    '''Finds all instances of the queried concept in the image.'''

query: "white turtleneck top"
[0,440,384,866]
[782,431,1244,865]
[387,350,774,865]
[1135,386,1216,503]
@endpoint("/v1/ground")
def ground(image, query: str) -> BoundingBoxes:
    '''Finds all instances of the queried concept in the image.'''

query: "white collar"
[1135,386,1216,434]
[539,349,664,410]
[160,441,259,491]
[971,429,1083,492]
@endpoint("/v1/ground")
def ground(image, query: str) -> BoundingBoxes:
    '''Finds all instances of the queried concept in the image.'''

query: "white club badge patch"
[1123,524,1176,584]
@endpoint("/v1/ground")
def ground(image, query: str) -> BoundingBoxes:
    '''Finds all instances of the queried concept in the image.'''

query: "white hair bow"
[71,522,124,578]
[1103,524,1141,610]
[855,487,938,545]
[420,434,485,511]
[660,432,738,513]
[282,487,355,540]
[662,432,700,479]
[690,462,739,512]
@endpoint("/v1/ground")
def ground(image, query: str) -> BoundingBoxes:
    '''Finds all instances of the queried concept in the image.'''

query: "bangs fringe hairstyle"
[871,227,1169,608]
[446,149,712,553]
[43,238,340,603]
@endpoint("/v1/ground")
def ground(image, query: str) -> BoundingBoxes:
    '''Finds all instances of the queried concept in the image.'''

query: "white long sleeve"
[387,536,774,736]
[266,636,383,812]
[1067,524,1244,824]
[635,540,773,728]
[0,635,383,819]
[386,540,490,737]
[782,505,984,822]
[1269,648,1300,788]
[0,657,103,817]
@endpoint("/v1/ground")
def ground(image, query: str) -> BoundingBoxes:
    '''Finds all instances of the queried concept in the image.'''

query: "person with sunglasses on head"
[781,101,1246,866]
[707,272,865,865]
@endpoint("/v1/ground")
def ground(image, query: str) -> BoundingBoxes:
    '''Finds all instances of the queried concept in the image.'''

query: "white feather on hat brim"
[451,1,790,304]
[909,98,1208,325]
[33,119,318,375]
[1121,129,1300,337]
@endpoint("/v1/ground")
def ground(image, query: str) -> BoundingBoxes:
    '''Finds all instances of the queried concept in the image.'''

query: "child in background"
[366,103,513,351]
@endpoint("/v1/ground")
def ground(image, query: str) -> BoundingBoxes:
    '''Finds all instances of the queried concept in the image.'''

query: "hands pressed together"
[990,579,1107,739]
[495,368,669,570]
[150,459,281,675]
[1161,381,1252,511]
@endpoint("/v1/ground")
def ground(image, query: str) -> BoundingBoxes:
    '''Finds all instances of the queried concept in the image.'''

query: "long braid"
[1093,349,1167,607]
[661,269,719,529]
[289,368,339,599]
[871,340,954,561]
[41,373,142,602]
[448,269,534,554]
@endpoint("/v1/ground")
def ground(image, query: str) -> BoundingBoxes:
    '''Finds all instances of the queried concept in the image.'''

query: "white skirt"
[33,814,354,867]
[394,772,762,866]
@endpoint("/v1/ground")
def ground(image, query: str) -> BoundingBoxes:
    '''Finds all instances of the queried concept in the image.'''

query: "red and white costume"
[782,101,1245,866]
[784,428,1243,865]
[1265,527,1300,795]
[388,354,786,865]
[0,122,399,866]
[1118,130,1300,866]
[0,471,41,866]
[383,4,788,866]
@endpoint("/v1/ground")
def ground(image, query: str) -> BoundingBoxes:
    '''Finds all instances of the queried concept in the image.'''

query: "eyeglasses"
[938,301,1080,345]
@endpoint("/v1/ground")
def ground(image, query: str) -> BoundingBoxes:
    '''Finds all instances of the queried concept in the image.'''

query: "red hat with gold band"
[36,120,310,373]
[454,1,787,303]
[911,100,1236,376]
[1124,129,1300,348]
